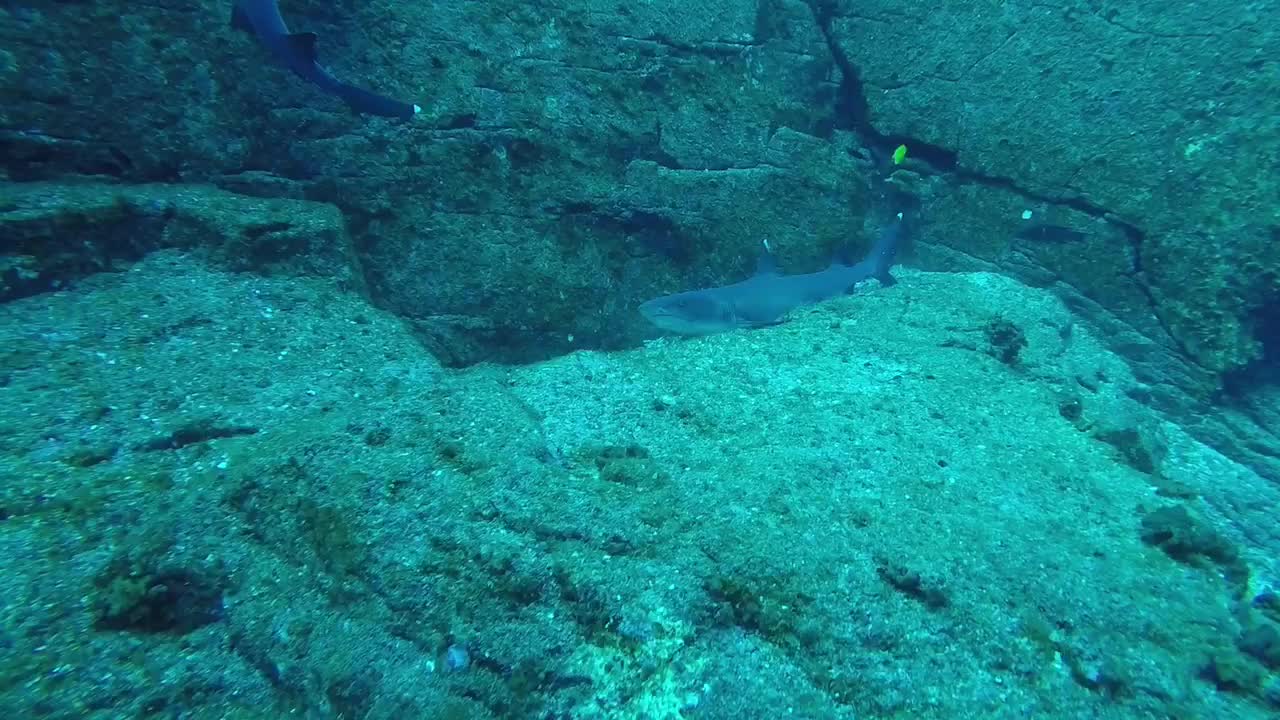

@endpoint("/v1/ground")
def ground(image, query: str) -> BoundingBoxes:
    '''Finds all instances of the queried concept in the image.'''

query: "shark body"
[639,216,904,335]
[231,0,420,119]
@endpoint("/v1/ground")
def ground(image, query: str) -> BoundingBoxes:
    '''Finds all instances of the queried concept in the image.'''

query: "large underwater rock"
[2,1,1279,472]
[2,253,1278,717]
[822,0,1280,377]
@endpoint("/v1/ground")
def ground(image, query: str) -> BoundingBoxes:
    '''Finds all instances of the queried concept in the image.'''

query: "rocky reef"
[3,0,1277,418]
[3,252,1279,717]
[2,0,1280,716]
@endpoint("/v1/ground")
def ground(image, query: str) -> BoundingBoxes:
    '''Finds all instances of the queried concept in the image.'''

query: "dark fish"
[1015,223,1087,243]
[231,0,421,119]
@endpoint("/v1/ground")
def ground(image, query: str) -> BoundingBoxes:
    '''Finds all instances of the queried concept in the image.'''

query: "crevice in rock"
[1222,296,1280,396]
[807,2,1120,219]
[806,2,870,140]
[0,128,147,181]
[803,0,1200,366]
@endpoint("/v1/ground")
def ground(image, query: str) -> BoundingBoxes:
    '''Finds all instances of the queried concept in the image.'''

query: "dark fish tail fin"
[302,52,422,119]
[235,2,423,120]
[331,81,421,119]
[834,213,904,284]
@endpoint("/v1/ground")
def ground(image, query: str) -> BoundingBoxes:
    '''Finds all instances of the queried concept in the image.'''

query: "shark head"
[639,290,737,335]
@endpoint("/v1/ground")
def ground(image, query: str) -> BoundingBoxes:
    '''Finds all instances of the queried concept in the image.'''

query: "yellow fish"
[892,144,908,165]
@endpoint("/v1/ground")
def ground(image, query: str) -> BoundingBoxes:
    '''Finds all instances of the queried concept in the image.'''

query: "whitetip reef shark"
[231,0,421,119]
[639,214,905,335]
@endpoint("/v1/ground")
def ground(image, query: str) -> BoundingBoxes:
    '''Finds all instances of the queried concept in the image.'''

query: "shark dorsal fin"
[286,32,320,63]
[755,239,779,275]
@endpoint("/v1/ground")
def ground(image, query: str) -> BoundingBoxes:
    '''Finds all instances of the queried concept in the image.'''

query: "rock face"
[2,253,1277,718]
[820,0,1280,379]
[5,3,1280,717]
[1,2,1278,452]
[0,182,358,300]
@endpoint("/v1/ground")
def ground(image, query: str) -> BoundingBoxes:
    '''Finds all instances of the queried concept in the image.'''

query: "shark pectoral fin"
[285,32,321,63]
[739,305,788,328]
[230,5,252,33]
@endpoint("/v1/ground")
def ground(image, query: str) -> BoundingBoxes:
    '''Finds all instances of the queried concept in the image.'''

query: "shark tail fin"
[331,82,422,119]
[834,212,904,282]
[868,213,904,285]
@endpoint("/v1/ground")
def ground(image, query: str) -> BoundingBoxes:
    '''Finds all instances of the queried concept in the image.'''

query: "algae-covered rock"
[5,0,1277,399]
[3,0,1280,503]
[1145,225,1280,374]
[826,1,1279,232]
[372,128,874,366]
[3,250,1279,718]
[823,0,1280,382]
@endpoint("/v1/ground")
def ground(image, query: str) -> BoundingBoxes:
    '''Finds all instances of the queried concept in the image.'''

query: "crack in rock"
[802,0,1201,368]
